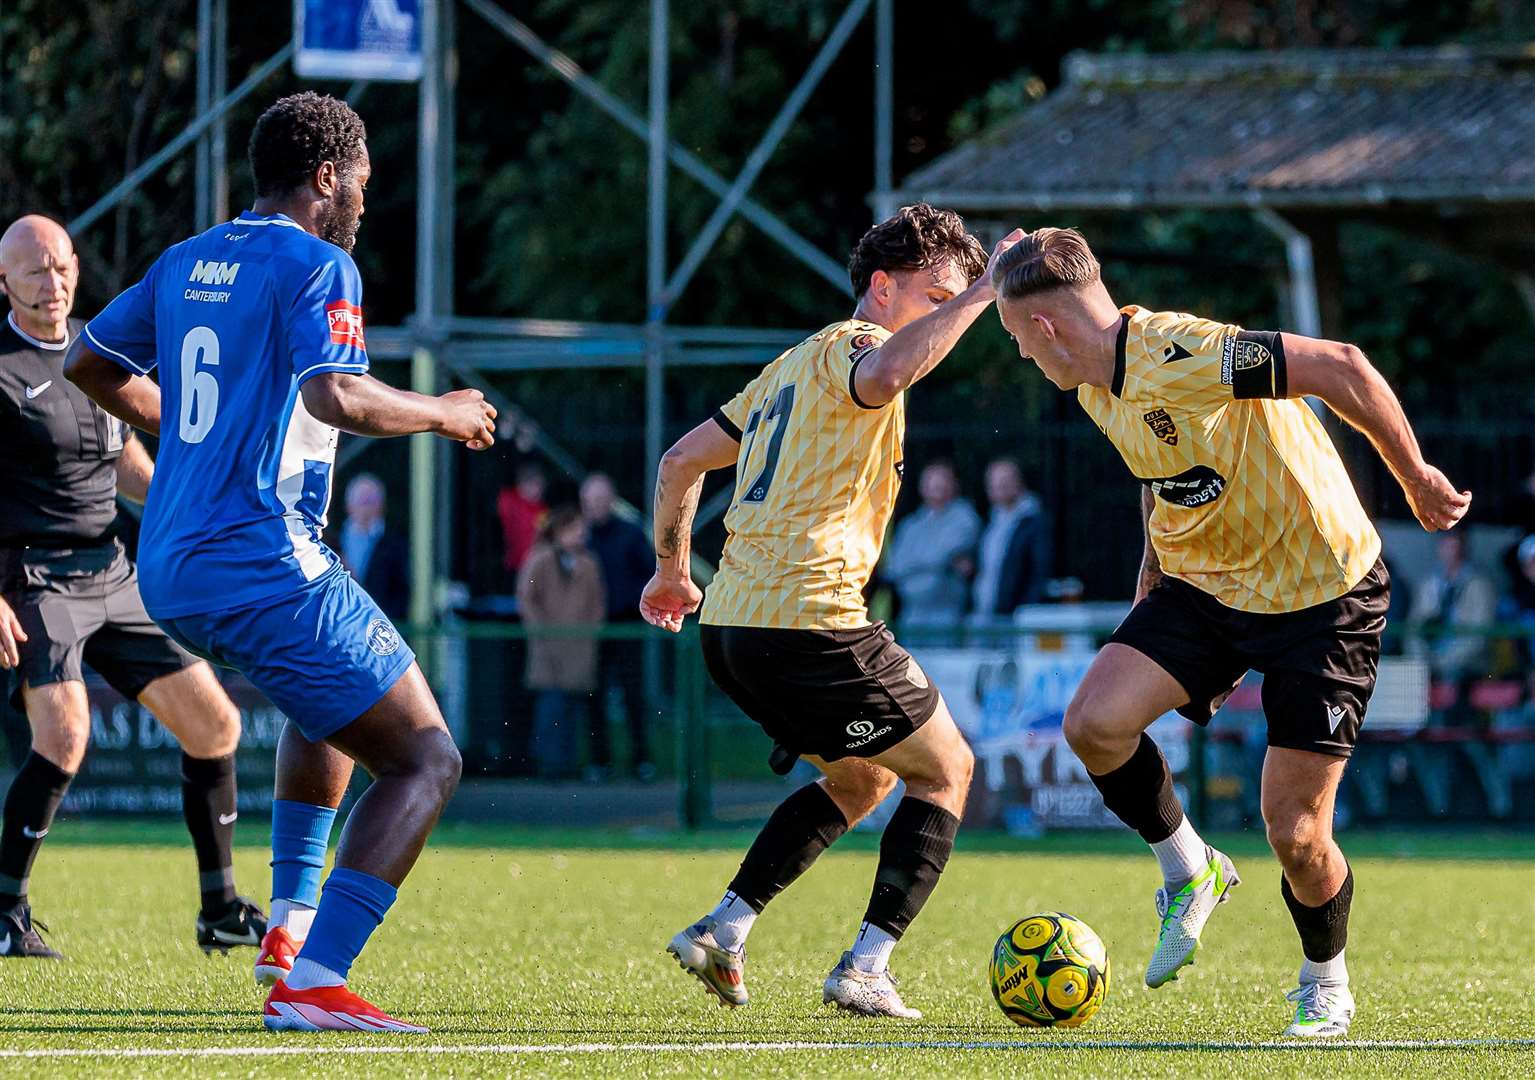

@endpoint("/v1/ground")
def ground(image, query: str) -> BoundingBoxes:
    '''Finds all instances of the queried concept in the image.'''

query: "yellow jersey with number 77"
[700,320,903,631]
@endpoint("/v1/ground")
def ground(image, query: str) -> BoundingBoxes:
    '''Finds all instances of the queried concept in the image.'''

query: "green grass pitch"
[1,823,1532,1078]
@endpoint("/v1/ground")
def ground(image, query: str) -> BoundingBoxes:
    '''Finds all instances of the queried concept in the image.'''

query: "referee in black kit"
[0,214,266,958]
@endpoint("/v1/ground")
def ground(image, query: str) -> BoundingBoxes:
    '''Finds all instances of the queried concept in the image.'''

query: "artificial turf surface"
[1,822,1531,1077]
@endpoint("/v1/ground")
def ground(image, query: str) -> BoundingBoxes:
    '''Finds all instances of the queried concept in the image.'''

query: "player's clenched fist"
[1402,464,1471,532]
[639,572,703,634]
[437,388,498,449]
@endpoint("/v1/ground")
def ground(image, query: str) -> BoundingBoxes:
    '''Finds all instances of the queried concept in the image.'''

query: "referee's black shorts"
[1,541,197,710]
[1108,558,1390,758]
[700,621,940,767]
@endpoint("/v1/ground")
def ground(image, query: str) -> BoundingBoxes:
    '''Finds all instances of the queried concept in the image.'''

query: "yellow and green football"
[989,912,1110,1028]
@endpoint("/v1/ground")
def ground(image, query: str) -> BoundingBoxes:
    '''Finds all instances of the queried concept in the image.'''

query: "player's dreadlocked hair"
[248,92,368,198]
[847,203,988,298]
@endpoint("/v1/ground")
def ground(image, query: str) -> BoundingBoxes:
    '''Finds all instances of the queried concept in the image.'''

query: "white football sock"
[284,957,346,991]
[271,898,317,940]
[1300,948,1348,985]
[1151,815,1209,885]
[849,922,897,974]
[707,890,758,952]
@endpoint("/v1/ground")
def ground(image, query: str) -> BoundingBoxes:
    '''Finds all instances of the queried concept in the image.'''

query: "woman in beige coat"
[517,507,606,778]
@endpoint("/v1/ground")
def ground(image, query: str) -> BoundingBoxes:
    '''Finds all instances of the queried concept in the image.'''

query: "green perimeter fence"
[4,619,1532,832]
[407,617,1535,831]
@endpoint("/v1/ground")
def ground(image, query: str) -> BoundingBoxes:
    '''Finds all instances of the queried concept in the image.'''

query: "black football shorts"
[2,542,197,710]
[700,621,940,767]
[1108,559,1390,758]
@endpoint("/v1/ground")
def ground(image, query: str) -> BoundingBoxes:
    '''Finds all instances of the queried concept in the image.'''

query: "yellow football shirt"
[1078,305,1380,614]
[700,319,903,630]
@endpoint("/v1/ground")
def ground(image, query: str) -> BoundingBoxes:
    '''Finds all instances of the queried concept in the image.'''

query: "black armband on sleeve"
[1220,330,1287,399]
[711,409,742,442]
[847,334,883,410]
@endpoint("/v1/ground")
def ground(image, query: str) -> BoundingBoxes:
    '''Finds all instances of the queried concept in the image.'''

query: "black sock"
[1085,733,1185,843]
[0,751,74,909]
[727,782,849,910]
[181,752,238,917]
[1281,865,1353,963]
[862,796,961,938]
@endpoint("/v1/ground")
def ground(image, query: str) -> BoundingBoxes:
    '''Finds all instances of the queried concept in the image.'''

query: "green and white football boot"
[1144,846,1240,988]
[1283,979,1355,1038]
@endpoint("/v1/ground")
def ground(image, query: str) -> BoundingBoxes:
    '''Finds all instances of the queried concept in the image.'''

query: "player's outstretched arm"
[64,343,163,436]
[301,372,497,448]
[639,419,741,633]
[853,229,1025,407]
[1283,335,1470,531]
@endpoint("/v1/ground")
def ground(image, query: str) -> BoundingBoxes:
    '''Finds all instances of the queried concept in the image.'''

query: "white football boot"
[1283,979,1355,1038]
[822,952,922,1019]
[1145,846,1241,988]
[666,916,748,1007]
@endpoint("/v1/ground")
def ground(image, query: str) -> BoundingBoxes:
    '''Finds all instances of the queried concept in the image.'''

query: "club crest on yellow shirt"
[1142,408,1178,446]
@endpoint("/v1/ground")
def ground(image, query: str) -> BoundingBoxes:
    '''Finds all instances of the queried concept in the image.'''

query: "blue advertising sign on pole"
[294,0,422,82]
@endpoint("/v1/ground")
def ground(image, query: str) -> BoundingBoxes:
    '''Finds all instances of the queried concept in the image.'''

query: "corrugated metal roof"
[896,47,1535,211]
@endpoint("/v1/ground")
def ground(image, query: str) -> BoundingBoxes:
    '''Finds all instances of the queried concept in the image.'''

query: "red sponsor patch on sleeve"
[326,300,367,349]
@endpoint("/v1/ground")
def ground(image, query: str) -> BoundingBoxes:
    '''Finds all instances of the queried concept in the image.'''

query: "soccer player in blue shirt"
[66,93,496,1033]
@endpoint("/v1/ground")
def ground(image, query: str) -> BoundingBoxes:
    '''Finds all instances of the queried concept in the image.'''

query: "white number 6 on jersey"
[178,325,221,443]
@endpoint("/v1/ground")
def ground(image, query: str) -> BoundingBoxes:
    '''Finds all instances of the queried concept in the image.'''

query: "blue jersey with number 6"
[83,211,369,619]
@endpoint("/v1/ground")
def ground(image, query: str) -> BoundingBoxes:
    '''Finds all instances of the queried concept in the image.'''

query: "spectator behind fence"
[1510,465,1535,535]
[882,460,980,628]
[1499,534,1535,666]
[580,473,656,781]
[338,473,410,621]
[1379,554,1414,655]
[971,458,1052,618]
[516,507,605,780]
[498,461,548,586]
[1409,531,1496,686]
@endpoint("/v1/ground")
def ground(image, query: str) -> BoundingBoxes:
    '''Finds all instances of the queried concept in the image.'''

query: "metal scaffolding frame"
[404,0,899,626]
[65,0,900,628]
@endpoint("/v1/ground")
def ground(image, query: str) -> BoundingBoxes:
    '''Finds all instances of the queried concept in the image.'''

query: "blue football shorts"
[156,566,415,741]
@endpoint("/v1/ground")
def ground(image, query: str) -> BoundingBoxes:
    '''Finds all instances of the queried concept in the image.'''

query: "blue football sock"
[270,800,336,906]
[295,867,398,982]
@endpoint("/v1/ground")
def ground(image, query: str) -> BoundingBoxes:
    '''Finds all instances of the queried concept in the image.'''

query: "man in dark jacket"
[972,458,1052,618]
[580,473,655,779]
[338,474,409,622]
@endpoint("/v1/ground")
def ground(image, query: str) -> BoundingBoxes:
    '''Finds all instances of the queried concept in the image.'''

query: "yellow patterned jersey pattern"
[1077,305,1380,614]
[700,320,903,630]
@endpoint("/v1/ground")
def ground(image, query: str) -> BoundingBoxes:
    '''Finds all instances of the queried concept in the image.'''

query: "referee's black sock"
[181,752,239,918]
[727,782,849,910]
[1085,733,1185,843]
[0,751,74,911]
[861,796,960,939]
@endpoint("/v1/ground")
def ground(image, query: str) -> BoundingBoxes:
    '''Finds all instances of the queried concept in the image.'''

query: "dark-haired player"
[0,214,265,959]
[641,206,1019,1018]
[66,92,497,1033]
[991,227,1469,1037]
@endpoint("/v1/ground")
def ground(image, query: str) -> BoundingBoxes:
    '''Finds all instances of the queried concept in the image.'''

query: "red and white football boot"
[262,979,428,1033]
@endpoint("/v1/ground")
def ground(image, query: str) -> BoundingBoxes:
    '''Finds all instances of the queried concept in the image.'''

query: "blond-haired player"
[992,227,1469,1038]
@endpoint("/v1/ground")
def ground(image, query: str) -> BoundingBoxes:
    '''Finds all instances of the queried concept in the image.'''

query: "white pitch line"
[1,1039,1533,1060]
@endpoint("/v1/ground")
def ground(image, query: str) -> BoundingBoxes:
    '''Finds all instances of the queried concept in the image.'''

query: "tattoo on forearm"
[654,475,702,561]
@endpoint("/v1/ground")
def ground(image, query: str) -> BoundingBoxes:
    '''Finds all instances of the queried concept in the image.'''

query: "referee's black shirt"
[0,313,127,548]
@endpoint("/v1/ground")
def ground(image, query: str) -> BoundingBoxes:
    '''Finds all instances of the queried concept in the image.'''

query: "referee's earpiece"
[0,275,43,310]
